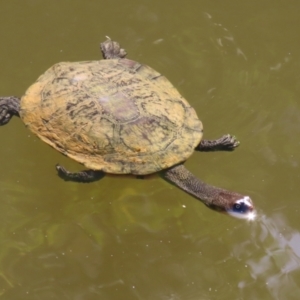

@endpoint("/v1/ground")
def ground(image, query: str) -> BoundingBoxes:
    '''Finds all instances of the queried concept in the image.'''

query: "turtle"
[0,38,254,218]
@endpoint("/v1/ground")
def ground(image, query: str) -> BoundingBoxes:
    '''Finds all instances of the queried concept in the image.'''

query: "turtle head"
[226,196,256,220]
[205,193,255,220]
[100,37,127,59]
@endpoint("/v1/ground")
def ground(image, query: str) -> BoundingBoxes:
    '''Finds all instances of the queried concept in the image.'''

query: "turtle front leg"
[100,38,127,59]
[195,134,240,152]
[0,96,21,125]
[56,164,105,183]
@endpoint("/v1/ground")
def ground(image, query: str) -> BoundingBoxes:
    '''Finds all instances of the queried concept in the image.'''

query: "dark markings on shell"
[151,75,163,80]
[66,97,82,111]
[20,58,203,174]
[69,101,96,120]
[85,110,99,120]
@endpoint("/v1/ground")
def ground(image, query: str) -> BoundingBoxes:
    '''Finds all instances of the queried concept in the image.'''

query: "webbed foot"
[196,134,240,152]
[0,97,20,125]
[100,37,127,59]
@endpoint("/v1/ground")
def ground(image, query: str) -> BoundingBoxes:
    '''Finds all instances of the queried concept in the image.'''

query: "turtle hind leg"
[195,134,240,152]
[56,164,105,183]
[0,96,20,125]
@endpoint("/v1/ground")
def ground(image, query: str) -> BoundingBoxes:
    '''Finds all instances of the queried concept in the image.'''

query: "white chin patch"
[237,196,253,207]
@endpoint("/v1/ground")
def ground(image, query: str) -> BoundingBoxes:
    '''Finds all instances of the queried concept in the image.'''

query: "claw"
[218,134,240,150]
[56,164,69,180]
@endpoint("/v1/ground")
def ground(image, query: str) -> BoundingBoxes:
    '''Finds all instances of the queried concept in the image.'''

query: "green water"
[0,0,300,299]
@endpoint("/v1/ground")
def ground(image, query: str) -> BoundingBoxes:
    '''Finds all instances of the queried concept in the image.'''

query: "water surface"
[0,0,300,299]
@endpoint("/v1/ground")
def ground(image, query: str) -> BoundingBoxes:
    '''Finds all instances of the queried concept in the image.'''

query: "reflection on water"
[246,213,300,299]
[1,181,300,299]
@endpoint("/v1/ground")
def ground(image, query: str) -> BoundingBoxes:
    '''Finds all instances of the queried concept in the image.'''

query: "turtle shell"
[20,58,203,175]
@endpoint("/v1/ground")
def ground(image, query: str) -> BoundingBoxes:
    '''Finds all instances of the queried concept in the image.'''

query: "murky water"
[0,0,300,299]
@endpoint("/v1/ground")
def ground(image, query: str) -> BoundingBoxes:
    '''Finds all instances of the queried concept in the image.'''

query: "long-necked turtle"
[0,38,254,218]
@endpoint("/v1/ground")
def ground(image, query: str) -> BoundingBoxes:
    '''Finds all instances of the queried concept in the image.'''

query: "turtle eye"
[233,202,250,213]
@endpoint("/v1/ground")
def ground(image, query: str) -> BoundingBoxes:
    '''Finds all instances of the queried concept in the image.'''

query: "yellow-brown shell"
[20,59,203,175]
